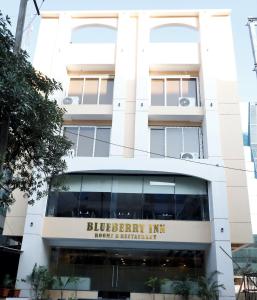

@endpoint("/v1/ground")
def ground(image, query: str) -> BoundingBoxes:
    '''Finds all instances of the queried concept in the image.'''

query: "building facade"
[3,9,253,300]
[234,102,257,272]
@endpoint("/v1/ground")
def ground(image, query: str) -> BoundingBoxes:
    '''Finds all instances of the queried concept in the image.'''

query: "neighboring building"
[234,102,257,271]
[3,10,253,300]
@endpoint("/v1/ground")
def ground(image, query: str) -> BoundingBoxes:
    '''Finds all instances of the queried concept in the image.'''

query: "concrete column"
[134,13,150,158]
[51,13,72,104]
[199,12,223,161]
[110,12,137,157]
[199,12,235,300]
[16,192,49,297]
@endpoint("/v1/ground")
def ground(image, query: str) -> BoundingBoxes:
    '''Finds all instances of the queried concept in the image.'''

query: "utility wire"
[23,0,44,34]
[64,129,255,173]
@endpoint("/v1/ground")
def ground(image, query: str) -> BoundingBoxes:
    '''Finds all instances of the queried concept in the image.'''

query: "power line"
[23,0,45,34]
[64,129,255,173]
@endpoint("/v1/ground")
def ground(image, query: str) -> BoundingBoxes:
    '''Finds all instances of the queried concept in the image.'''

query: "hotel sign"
[87,221,166,241]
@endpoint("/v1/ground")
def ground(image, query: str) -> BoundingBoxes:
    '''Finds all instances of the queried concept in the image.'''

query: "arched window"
[150,25,199,43]
[71,25,117,43]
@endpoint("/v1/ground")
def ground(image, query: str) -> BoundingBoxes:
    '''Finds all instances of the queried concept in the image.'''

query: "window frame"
[149,126,204,159]
[67,75,114,105]
[63,125,111,157]
[150,75,200,107]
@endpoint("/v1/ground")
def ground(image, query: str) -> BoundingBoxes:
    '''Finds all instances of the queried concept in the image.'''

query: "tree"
[0,11,72,206]
[25,264,55,300]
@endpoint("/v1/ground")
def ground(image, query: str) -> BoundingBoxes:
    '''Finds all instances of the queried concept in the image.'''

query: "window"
[67,76,114,105]
[63,126,111,157]
[150,127,203,158]
[151,77,199,106]
[46,174,209,221]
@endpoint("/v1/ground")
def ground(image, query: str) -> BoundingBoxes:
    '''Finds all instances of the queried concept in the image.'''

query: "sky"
[1,0,257,108]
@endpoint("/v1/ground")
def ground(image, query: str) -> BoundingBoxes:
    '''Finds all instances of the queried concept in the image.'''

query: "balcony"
[149,76,204,121]
[61,76,114,120]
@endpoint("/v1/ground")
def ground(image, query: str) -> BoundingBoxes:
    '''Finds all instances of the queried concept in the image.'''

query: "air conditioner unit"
[62,96,80,105]
[180,152,199,159]
[66,149,75,158]
[178,97,196,107]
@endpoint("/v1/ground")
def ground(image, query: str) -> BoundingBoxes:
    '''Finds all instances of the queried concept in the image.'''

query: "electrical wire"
[64,129,255,173]
[23,0,45,34]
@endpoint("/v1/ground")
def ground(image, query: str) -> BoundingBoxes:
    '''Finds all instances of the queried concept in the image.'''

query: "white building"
[3,9,253,300]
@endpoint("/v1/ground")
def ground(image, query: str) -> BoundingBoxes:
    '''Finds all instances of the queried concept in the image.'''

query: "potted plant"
[25,264,55,300]
[8,280,21,298]
[197,271,225,300]
[0,274,13,298]
[54,276,79,300]
[145,276,159,300]
[172,277,192,300]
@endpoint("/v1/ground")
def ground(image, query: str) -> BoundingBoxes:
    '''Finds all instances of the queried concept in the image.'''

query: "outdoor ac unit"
[66,149,75,158]
[180,152,199,159]
[178,97,196,107]
[62,96,80,105]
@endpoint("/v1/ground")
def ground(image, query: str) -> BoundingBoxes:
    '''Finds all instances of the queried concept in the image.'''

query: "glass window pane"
[182,79,197,100]
[46,192,58,216]
[150,129,165,158]
[166,128,183,158]
[56,192,80,217]
[143,194,175,220]
[143,176,175,194]
[79,192,111,218]
[77,127,95,157]
[99,79,114,104]
[175,177,207,195]
[81,175,112,192]
[57,174,82,192]
[151,79,164,106]
[63,127,78,153]
[112,176,143,193]
[111,193,143,219]
[83,79,98,104]
[94,128,111,157]
[183,128,200,156]
[175,195,203,220]
[167,79,180,106]
[68,79,83,104]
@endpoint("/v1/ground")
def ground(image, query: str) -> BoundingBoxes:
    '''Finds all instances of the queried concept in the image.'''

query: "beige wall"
[3,190,27,236]
[43,217,211,244]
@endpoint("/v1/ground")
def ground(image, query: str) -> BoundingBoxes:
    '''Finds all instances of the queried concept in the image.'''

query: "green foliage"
[145,276,159,293]
[197,271,225,300]
[172,278,192,300]
[54,276,79,299]
[0,11,72,206]
[26,264,54,300]
[2,274,14,289]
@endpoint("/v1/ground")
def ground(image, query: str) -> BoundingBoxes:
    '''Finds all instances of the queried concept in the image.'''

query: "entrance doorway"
[50,248,204,293]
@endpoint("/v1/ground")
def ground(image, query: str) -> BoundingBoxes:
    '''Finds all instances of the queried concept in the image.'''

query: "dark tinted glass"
[55,192,80,217]
[111,193,143,219]
[175,195,207,221]
[79,192,111,218]
[143,194,175,220]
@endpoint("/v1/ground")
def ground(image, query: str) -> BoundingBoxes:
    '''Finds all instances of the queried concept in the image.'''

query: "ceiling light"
[150,181,175,186]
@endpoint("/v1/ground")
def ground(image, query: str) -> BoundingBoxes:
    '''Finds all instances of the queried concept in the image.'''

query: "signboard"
[86,221,166,241]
